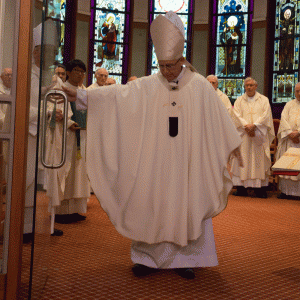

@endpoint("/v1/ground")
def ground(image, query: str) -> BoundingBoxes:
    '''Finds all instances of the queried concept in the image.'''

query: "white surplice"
[87,82,101,90]
[276,99,300,195]
[54,81,90,215]
[76,68,241,267]
[217,88,232,114]
[230,92,275,187]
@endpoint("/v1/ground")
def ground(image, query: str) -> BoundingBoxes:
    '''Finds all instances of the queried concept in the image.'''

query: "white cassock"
[217,88,232,115]
[44,98,76,232]
[54,80,90,215]
[76,67,241,268]
[276,99,300,195]
[87,82,101,90]
[230,92,275,188]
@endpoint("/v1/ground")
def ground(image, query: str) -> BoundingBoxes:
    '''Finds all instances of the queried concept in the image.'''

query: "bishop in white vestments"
[276,82,300,197]
[230,77,275,198]
[64,12,242,279]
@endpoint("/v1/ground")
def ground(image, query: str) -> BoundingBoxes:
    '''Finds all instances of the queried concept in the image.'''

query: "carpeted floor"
[21,191,300,299]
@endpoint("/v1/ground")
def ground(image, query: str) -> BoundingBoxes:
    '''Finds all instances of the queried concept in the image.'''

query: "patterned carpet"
[20,191,300,299]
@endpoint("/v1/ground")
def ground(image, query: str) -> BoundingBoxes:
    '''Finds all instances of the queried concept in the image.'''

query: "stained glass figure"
[45,0,66,64]
[272,0,300,103]
[210,0,253,104]
[89,0,131,84]
[148,0,194,75]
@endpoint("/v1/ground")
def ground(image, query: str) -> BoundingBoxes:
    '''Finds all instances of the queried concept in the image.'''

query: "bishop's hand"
[61,85,77,102]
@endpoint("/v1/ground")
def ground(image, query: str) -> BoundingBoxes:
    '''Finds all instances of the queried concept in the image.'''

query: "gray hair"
[95,68,109,77]
[244,77,257,86]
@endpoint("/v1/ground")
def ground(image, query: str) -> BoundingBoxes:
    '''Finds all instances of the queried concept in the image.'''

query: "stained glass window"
[147,0,194,75]
[45,0,66,64]
[210,0,253,104]
[272,0,300,103]
[88,0,131,84]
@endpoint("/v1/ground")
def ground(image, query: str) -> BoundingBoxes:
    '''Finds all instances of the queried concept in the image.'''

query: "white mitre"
[150,11,197,72]
[33,19,58,48]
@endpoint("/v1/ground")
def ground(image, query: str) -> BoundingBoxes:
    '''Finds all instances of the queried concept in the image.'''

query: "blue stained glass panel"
[92,0,129,83]
[213,0,251,103]
[272,0,300,103]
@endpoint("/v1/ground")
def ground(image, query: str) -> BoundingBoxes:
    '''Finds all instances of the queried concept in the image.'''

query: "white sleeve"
[76,89,88,111]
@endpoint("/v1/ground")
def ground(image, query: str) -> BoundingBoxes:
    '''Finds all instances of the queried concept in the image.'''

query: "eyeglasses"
[158,58,181,71]
[73,68,85,75]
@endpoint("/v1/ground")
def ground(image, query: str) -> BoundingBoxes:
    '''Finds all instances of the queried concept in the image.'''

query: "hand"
[288,130,300,140]
[62,85,77,102]
[69,123,80,132]
[55,109,63,122]
[244,124,256,136]
[232,147,244,168]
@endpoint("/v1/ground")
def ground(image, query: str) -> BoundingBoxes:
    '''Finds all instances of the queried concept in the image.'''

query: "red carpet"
[20,191,300,299]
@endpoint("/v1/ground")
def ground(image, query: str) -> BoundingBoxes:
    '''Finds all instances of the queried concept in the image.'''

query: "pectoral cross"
[163,102,184,137]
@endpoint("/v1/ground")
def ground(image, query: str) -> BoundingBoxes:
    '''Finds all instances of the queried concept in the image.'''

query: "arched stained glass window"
[88,0,131,84]
[210,0,253,104]
[271,0,300,104]
[147,0,194,75]
[45,0,66,64]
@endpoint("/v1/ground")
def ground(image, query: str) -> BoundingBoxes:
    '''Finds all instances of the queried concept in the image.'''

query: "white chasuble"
[276,99,300,195]
[217,89,232,115]
[230,92,275,186]
[85,68,241,247]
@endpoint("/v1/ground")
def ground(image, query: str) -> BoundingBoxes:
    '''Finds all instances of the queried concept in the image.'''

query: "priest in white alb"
[63,11,242,279]
[276,82,300,198]
[206,74,232,114]
[230,77,275,198]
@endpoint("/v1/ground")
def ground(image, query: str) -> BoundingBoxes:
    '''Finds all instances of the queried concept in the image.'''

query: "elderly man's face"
[244,80,257,97]
[55,67,66,82]
[295,85,300,101]
[96,69,108,86]
[158,57,183,82]
[207,77,218,90]
[1,68,12,89]
[33,45,57,70]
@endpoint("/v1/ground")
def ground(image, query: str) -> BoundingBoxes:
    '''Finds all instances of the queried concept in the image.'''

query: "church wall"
[75,20,89,86]
[130,27,147,78]
[192,29,208,76]
[251,26,267,94]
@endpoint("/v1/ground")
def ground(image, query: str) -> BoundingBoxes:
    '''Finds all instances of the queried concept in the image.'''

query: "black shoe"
[233,186,248,197]
[174,268,195,279]
[132,264,158,277]
[55,214,73,224]
[71,213,86,221]
[51,229,63,236]
[23,233,34,244]
[255,188,268,198]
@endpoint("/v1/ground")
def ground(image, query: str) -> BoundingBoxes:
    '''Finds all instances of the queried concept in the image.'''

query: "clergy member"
[63,11,242,280]
[206,74,232,114]
[87,68,108,89]
[55,64,67,82]
[53,59,90,224]
[230,77,275,198]
[276,82,300,198]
